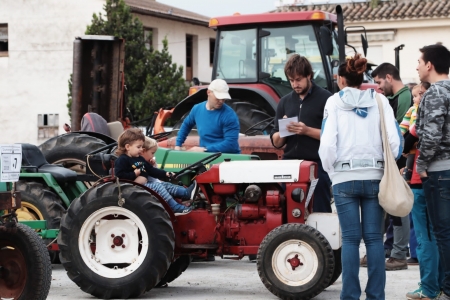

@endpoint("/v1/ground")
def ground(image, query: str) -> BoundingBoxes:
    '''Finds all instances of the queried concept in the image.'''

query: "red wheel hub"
[0,241,27,299]
[287,254,303,270]
[112,236,124,247]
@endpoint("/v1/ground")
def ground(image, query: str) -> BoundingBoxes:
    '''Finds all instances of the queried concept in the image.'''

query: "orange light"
[209,18,219,27]
[310,12,326,20]
[189,87,198,96]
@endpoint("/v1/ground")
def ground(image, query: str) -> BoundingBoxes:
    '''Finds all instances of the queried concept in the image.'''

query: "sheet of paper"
[278,116,298,138]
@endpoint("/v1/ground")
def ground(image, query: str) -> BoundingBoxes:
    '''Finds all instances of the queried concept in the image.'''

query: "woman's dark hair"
[116,128,145,155]
[338,53,367,88]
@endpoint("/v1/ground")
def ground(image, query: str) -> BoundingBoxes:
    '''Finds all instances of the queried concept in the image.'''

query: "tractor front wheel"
[58,182,175,299]
[0,223,52,300]
[257,223,335,300]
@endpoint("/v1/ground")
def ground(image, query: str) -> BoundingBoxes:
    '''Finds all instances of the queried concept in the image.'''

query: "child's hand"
[166,172,175,179]
[134,168,141,176]
[149,157,157,167]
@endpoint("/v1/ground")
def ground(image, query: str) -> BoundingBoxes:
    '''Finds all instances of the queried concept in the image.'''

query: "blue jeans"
[411,188,443,298]
[158,181,189,199]
[333,180,385,300]
[409,212,417,259]
[145,181,186,211]
[422,170,450,296]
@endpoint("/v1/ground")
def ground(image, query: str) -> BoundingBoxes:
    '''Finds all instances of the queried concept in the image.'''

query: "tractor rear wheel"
[156,255,192,288]
[329,249,342,286]
[39,133,107,174]
[16,181,65,263]
[257,223,335,300]
[227,101,274,134]
[0,223,52,300]
[58,182,175,299]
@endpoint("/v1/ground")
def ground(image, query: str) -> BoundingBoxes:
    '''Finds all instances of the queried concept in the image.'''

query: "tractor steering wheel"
[173,152,222,179]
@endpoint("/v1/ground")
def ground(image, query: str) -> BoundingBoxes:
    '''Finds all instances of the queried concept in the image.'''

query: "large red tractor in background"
[153,6,373,158]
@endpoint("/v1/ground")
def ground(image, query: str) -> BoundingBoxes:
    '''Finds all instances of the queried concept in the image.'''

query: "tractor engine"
[174,159,317,257]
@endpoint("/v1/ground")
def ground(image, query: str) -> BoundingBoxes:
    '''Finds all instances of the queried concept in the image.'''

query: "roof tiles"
[276,0,450,22]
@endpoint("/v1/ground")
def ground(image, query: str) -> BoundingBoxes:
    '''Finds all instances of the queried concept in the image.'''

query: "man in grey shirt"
[416,43,450,300]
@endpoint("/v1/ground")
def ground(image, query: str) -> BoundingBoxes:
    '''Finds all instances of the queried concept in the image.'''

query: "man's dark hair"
[284,54,313,79]
[419,44,450,75]
[371,63,401,81]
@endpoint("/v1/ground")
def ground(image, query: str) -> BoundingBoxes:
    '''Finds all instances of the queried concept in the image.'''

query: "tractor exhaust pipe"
[336,5,346,65]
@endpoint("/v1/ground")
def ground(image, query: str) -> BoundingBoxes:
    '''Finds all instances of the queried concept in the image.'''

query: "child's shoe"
[173,205,193,216]
[187,180,199,200]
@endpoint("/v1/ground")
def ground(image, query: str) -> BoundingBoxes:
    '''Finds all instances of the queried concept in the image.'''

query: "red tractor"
[154,6,373,159]
[57,152,341,299]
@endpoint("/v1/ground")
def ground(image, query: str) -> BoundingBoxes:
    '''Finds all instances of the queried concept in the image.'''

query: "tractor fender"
[71,130,117,144]
[306,212,341,250]
[113,178,177,223]
[171,85,279,120]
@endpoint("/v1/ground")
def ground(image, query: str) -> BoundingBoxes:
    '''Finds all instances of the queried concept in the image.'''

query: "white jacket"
[319,87,403,185]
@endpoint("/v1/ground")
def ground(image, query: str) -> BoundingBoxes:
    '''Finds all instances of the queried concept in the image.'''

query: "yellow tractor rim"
[16,202,44,221]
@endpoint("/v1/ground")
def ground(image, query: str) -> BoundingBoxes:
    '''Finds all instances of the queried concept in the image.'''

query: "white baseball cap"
[208,79,231,100]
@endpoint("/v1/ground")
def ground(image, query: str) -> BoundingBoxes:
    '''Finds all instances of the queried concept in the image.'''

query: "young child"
[401,83,430,181]
[114,128,192,215]
[142,136,198,202]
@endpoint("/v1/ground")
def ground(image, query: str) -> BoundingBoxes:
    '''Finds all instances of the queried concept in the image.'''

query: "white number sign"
[0,144,22,182]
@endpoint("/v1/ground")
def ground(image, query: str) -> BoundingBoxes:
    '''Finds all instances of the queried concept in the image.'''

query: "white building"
[0,0,214,145]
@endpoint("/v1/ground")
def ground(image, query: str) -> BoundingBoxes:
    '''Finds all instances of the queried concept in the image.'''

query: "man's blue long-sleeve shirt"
[176,102,241,153]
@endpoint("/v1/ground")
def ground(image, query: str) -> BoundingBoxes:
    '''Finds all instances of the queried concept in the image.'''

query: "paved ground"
[48,249,420,300]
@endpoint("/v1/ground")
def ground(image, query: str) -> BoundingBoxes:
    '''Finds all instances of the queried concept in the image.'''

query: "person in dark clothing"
[270,54,332,213]
[114,128,192,216]
[371,62,411,271]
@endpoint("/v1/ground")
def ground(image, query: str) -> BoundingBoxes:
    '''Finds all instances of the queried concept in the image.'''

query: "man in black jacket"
[270,54,332,212]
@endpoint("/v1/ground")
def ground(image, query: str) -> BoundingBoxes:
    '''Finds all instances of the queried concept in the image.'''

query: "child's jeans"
[145,182,186,211]
[159,182,189,199]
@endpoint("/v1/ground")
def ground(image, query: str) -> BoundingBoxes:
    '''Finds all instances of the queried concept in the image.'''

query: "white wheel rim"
[78,206,149,279]
[272,239,318,286]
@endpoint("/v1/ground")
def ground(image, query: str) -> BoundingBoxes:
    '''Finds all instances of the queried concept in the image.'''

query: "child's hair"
[116,128,145,155]
[421,81,431,90]
[412,85,421,93]
[143,136,158,150]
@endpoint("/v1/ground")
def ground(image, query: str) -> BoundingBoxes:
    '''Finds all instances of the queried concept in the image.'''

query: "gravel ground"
[48,249,420,300]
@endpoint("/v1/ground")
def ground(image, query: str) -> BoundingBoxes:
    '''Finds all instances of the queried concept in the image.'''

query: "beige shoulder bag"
[376,94,413,217]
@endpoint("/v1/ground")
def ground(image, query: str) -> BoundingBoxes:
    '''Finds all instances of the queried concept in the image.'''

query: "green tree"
[68,0,188,122]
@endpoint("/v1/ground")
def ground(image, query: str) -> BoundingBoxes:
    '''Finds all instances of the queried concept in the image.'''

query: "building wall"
[349,18,450,84]
[0,0,105,144]
[136,14,216,83]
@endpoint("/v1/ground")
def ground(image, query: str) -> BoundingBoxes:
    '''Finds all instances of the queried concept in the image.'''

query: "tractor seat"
[21,143,77,184]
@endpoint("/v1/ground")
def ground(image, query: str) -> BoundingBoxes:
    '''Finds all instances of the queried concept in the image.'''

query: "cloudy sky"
[157,0,277,17]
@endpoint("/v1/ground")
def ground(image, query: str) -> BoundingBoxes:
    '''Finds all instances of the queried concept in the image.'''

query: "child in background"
[142,136,198,202]
[401,83,430,182]
[114,128,192,215]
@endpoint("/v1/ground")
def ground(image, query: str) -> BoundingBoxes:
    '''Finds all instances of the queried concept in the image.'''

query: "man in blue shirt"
[175,79,241,154]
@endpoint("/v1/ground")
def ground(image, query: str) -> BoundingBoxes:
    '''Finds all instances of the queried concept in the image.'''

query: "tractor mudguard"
[306,212,341,250]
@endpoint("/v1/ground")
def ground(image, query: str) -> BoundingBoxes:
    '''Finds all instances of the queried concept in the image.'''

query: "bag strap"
[376,94,391,160]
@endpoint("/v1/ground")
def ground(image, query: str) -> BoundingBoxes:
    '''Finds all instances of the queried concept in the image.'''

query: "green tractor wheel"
[16,181,65,262]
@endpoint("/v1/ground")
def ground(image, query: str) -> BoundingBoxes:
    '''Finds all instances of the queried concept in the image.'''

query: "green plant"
[67,0,188,122]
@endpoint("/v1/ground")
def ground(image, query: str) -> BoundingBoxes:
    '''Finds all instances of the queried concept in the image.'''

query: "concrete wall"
[136,13,216,83]
[0,0,105,145]
[349,18,450,84]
